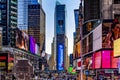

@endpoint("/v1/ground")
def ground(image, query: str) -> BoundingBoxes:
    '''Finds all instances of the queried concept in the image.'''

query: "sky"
[42,0,80,55]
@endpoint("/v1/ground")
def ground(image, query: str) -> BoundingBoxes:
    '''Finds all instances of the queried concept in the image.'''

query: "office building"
[18,0,40,33]
[0,0,17,47]
[54,1,68,70]
[28,4,45,54]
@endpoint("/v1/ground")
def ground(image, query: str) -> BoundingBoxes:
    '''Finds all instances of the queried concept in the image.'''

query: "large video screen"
[35,44,40,55]
[111,51,119,68]
[102,50,111,68]
[57,44,64,70]
[16,29,29,50]
[114,38,120,57]
[102,19,120,48]
[74,41,81,58]
[29,36,36,54]
[92,51,101,69]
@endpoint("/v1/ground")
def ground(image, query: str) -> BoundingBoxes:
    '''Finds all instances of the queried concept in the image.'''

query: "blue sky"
[42,0,80,55]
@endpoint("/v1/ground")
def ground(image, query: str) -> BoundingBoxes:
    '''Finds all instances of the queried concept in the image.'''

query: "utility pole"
[80,0,83,80]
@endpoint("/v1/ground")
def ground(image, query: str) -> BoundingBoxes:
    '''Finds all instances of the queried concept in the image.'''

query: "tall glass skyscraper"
[18,0,40,33]
[54,2,68,70]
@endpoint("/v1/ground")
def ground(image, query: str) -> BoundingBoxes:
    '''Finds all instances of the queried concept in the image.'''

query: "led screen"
[74,41,81,58]
[35,44,40,55]
[102,50,111,68]
[30,36,36,54]
[93,51,101,69]
[111,51,119,68]
[102,19,120,48]
[114,38,120,57]
[57,44,64,70]
[16,29,29,50]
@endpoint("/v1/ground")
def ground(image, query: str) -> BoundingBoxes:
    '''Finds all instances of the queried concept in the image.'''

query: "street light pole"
[80,0,83,80]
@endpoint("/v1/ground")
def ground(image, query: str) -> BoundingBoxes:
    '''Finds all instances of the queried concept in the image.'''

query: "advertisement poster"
[30,36,36,54]
[74,41,81,58]
[16,29,29,50]
[102,19,120,48]
[93,51,101,69]
[102,50,111,68]
[114,38,120,57]
[57,44,64,70]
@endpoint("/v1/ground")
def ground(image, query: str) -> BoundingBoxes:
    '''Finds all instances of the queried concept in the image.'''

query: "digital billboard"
[57,44,64,70]
[16,29,29,50]
[82,20,101,37]
[35,44,40,55]
[102,50,111,68]
[29,36,36,54]
[74,41,81,58]
[111,51,119,68]
[102,19,120,48]
[114,38,120,57]
[92,51,101,69]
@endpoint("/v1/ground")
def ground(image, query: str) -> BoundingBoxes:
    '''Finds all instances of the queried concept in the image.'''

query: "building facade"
[54,2,68,70]
[28,4,45,54]
[79,0,120,79]
[0,0,17,47]
[18,0,40,33]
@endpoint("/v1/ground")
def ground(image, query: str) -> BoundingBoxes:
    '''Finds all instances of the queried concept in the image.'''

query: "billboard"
[74,41,81,58]
[111,51,119,68]
[92,51,101,69]
[29,36,36,54]
[114,38,120,57]
[82,20,101,37]
[102,19,120,48]
[102,50,111,68]
[35,44,40,55]
[16,29,29,50]
[77,58,81,70]
[57,44,64,70]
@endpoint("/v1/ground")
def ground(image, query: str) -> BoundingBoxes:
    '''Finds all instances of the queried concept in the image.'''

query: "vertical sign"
[58,44,64,70]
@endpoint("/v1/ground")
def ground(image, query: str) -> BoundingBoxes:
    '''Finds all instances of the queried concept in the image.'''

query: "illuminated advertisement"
[102,19,120,48]
[102,50,111,68]
[57,44,64,70]
[30,36,36,54]
[111,51,119,68]
[35,44,39,55]
[114,38,120,57]
[16,29,29,50]
[74,41,81,58]
[92,51,101,69]
[77,58,81,70]
[82,20,101,36]
[0,53,7,71]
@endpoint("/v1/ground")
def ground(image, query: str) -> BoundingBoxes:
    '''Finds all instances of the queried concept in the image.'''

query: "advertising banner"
[114,38,120,57]
[57,44,64,70]
[102,19,120,48]
[102,50,111,68]
[30,36,36,54]
[92,51,101,69]
[16,29,29,50]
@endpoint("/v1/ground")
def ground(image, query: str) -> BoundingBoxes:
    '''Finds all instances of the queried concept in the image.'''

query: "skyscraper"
[18,0,41,33]
[54,2,68,70]
[28,4,45,54]
[0,0,17,46]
